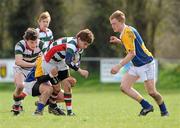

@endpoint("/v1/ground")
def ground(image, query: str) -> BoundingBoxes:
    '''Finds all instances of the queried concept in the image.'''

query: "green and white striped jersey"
[36,28,54,50]
[15,40,45,67]
[44,37,83,71]
[45,37,78,62]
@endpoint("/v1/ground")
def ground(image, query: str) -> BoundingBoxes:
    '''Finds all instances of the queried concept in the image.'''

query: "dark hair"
[23,28,38,41]
[76,29,94,44]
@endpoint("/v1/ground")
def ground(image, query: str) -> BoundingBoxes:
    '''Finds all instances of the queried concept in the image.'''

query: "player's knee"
[16,83,24,90]
[46,87,53,95]
[120,85,124,92]
[148,91,157,98]
[120,85,127,93]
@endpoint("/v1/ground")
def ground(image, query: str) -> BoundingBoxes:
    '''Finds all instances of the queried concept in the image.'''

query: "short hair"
[109,10,125,23]
[76,29,94,44]
[38,11,51,22]
[23,28,38,41]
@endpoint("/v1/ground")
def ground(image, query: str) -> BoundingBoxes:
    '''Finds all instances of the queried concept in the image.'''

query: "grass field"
[0,65,180,128]
[0,83,180,128]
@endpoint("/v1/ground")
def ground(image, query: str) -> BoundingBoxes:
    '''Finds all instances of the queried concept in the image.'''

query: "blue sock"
[37,103,45,112]
[159,102,167,113]
[140,99,151,109]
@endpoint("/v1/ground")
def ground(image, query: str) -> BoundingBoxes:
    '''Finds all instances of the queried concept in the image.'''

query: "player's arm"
[119,29,136,66]
[15,42,35,67]
[65,48,79,71]
[110,36,121,44]
[15,54,35,67]
[44,43,66,62]
[111,51,135,74]
[119,51,135,66]
[65,48,88,78]
[111,30,136,74]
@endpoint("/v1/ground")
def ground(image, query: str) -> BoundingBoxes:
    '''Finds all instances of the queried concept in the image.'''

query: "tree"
[154,0,180,58]
[85,0,125,57]
[42,0,65,39]
[0,0,18,58]
[124,0,164,55]
[8,0,41,47]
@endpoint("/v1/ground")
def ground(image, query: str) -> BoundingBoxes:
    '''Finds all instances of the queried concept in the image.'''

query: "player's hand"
[50,66,58,77]
[66,76,77,87]
[111,64,122,74]
[110,36,121,44]
[33,62,36,67]
[78,68,89,78]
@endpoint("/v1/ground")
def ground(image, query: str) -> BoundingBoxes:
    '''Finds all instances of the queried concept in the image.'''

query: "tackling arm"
[15,55,35,68]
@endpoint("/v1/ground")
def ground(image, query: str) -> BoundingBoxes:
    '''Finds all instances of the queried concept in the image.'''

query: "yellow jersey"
[120,26,153,66]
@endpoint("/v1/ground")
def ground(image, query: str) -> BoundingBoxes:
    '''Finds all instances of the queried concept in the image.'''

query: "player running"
[109,10,169,116]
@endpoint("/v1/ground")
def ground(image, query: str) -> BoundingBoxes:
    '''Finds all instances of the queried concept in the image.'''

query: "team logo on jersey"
[0,64,7,78]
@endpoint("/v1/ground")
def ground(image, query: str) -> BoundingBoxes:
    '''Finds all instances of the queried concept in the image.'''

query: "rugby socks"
[159,102,168,113]
[13,92,27,109]
[37,102,45,112]
[64,93,72,114]
[140,99,152,109]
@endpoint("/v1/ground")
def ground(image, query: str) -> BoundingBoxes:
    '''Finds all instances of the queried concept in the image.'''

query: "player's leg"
[47,83,66,115]
[144,79,169,116]
[59,70,77,116]
[36,62,66,115]
[121,73,141,101]
[34,82,53,115]
[61,78,75,116]
[143,61,169,116]
[12,68,26,115]
[56,89,64,102]
[121,72,153,116]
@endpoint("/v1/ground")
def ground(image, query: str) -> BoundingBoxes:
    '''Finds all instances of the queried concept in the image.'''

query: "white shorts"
[13,65,32,78]
[23,81,36,96]
[42,57,69,75]
[128,60,155,81]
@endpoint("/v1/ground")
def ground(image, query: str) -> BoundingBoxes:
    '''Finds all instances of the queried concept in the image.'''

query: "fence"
[1,57,180,83]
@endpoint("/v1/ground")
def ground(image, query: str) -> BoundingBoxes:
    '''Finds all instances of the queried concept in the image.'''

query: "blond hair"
[38,11,51,22]
[109,10,125,23]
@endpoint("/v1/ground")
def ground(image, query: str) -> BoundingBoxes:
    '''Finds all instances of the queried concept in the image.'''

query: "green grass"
[0,65,180,128]
[157,64,180,89]
[0,82,180,128]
